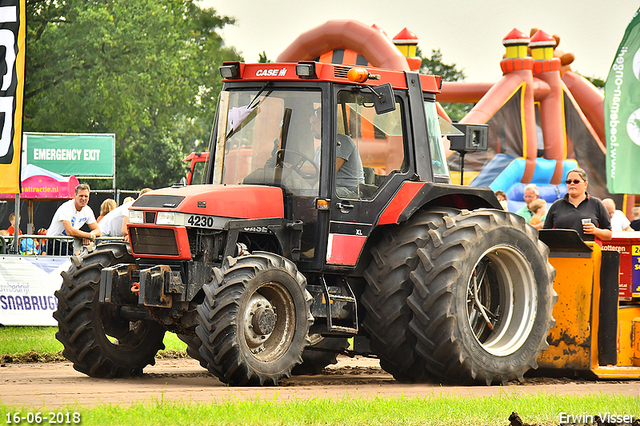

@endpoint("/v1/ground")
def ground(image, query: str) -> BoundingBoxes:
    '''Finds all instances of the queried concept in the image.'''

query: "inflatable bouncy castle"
[277,21,625,212]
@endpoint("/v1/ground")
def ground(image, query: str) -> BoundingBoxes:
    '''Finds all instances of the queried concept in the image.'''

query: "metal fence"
[0,234,124,256]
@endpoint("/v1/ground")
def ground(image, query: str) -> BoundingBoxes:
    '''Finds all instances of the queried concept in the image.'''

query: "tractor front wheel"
[54,243,166,378]
[196,252,313,385]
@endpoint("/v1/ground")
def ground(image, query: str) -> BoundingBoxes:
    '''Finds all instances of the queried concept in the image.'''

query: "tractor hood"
[131,184,285,219]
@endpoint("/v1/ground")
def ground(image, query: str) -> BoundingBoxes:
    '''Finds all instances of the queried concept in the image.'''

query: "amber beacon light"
[347,68,380,83]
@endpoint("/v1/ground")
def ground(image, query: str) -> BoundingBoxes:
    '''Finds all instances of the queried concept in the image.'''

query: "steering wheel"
[275,149,319,179]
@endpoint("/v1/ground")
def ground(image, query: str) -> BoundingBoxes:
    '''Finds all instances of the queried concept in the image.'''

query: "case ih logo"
[255,68,287,77]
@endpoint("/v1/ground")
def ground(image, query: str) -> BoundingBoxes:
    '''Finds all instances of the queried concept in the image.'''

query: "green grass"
[1,393,639,426]
[0,326,186,357]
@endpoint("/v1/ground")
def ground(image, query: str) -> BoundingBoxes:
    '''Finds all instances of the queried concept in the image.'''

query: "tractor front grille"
[130,227,179,256]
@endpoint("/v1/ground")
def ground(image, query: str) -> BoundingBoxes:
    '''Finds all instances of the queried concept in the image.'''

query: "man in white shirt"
[46,184,101,255]
[602,198,632,232]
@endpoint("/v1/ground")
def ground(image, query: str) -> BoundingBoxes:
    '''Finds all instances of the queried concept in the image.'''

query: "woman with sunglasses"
[543,167,612,241]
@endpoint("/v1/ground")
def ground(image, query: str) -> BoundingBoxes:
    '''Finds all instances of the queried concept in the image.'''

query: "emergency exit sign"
[24,133,115,177]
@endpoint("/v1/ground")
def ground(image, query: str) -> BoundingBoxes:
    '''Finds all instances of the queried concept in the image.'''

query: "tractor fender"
[376,181,500,226]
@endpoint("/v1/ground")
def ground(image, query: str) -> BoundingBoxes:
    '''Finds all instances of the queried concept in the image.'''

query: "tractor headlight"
[128,210,144,224]
[156,212,186,226]
[156,212,176,225]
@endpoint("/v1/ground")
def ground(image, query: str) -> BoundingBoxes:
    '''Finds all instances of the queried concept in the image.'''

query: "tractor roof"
[220,61,441,94]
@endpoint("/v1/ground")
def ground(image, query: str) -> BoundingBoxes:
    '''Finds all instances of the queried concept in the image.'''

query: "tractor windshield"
[215,88,322,196]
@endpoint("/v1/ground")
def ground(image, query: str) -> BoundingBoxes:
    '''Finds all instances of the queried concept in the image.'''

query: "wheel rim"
[466,245,537,356]
[243,281,296,362]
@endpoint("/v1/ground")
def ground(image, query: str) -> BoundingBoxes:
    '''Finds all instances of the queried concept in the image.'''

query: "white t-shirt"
[98,201,134,237]
[611,210,631,231]
[47,199,97,236]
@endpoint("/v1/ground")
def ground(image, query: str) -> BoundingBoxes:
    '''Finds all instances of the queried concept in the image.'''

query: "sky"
[200,0,639,83]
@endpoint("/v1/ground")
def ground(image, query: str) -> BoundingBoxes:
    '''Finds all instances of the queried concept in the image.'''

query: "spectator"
[516,184,542,229]
[46,183,101,255]
[528,199,547,227]
[630,206,640,231]
[0,213,22,237]
[97,198,117,223]
[495,190,508,211]
[515,184,538,219]
[543,168,612,241]
[101,188,153,239]
[602,198,632,231]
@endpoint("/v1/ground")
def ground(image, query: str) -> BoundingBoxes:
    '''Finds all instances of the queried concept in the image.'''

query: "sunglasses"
[565,179,584,185]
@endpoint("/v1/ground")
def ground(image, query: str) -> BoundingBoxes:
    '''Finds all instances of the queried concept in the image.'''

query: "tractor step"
[319,275,358,334]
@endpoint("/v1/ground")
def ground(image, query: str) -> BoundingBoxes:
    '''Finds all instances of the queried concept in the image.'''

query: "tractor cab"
[207,61,453,270]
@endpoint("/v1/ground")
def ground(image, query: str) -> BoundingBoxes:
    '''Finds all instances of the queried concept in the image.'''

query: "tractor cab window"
[336,90,405,199]
[217,88,322,197]
[190,160,207,185]
[424,100,450,178]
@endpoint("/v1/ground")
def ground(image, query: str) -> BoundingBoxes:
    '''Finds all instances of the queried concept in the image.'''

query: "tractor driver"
[310,106,364,198]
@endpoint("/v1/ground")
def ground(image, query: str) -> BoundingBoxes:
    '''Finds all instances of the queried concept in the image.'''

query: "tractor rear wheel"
[196,252,313,385]
[407,209,556,385]
[361,210,443,382]
[54,243,166,378]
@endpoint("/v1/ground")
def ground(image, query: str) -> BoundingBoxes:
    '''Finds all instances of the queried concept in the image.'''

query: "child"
[495,190,508,211]
[6,213,22,236]
[528,199,547,226]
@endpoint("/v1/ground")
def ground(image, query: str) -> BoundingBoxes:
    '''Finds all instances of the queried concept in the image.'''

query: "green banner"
[25,133,115,177]
[605,8,640,194]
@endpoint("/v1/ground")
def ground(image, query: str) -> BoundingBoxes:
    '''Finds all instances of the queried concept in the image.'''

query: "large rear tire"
[407,209,556,385]
[196,252,313,385]
[361,210,439,382]
[54,243,166,378]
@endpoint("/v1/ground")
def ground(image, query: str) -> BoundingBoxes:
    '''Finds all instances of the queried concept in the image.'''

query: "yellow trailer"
[537,230,640,378]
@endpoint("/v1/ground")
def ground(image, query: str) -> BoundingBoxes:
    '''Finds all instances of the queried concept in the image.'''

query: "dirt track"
[1,356,639,408]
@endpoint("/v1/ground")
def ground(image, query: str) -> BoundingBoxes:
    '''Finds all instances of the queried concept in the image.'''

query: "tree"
[25,0,241,189]
[258,51,271,63]
[583,75,605,90]
[417,47,471,122]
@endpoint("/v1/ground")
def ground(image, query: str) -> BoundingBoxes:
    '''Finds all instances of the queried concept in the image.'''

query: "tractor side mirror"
[370,83,396,114]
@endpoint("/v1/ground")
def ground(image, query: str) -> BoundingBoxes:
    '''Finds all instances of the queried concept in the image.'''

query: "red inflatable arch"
[276,20,410,72]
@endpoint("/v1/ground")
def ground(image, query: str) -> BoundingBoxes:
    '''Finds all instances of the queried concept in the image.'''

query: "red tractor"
[183,151,209,186]
[54,61,556,385]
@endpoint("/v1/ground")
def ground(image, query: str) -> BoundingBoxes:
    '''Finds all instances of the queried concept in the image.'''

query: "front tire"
[54,243,166,378]
[407,209,556,385]
[196,252,313,385]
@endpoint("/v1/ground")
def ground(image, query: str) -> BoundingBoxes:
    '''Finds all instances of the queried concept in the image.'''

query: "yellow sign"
[0,0,26,194]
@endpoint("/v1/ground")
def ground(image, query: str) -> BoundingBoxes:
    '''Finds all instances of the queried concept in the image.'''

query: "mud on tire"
[196,252,313,385]
[54,243,166,378]
[407,209,556,385]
